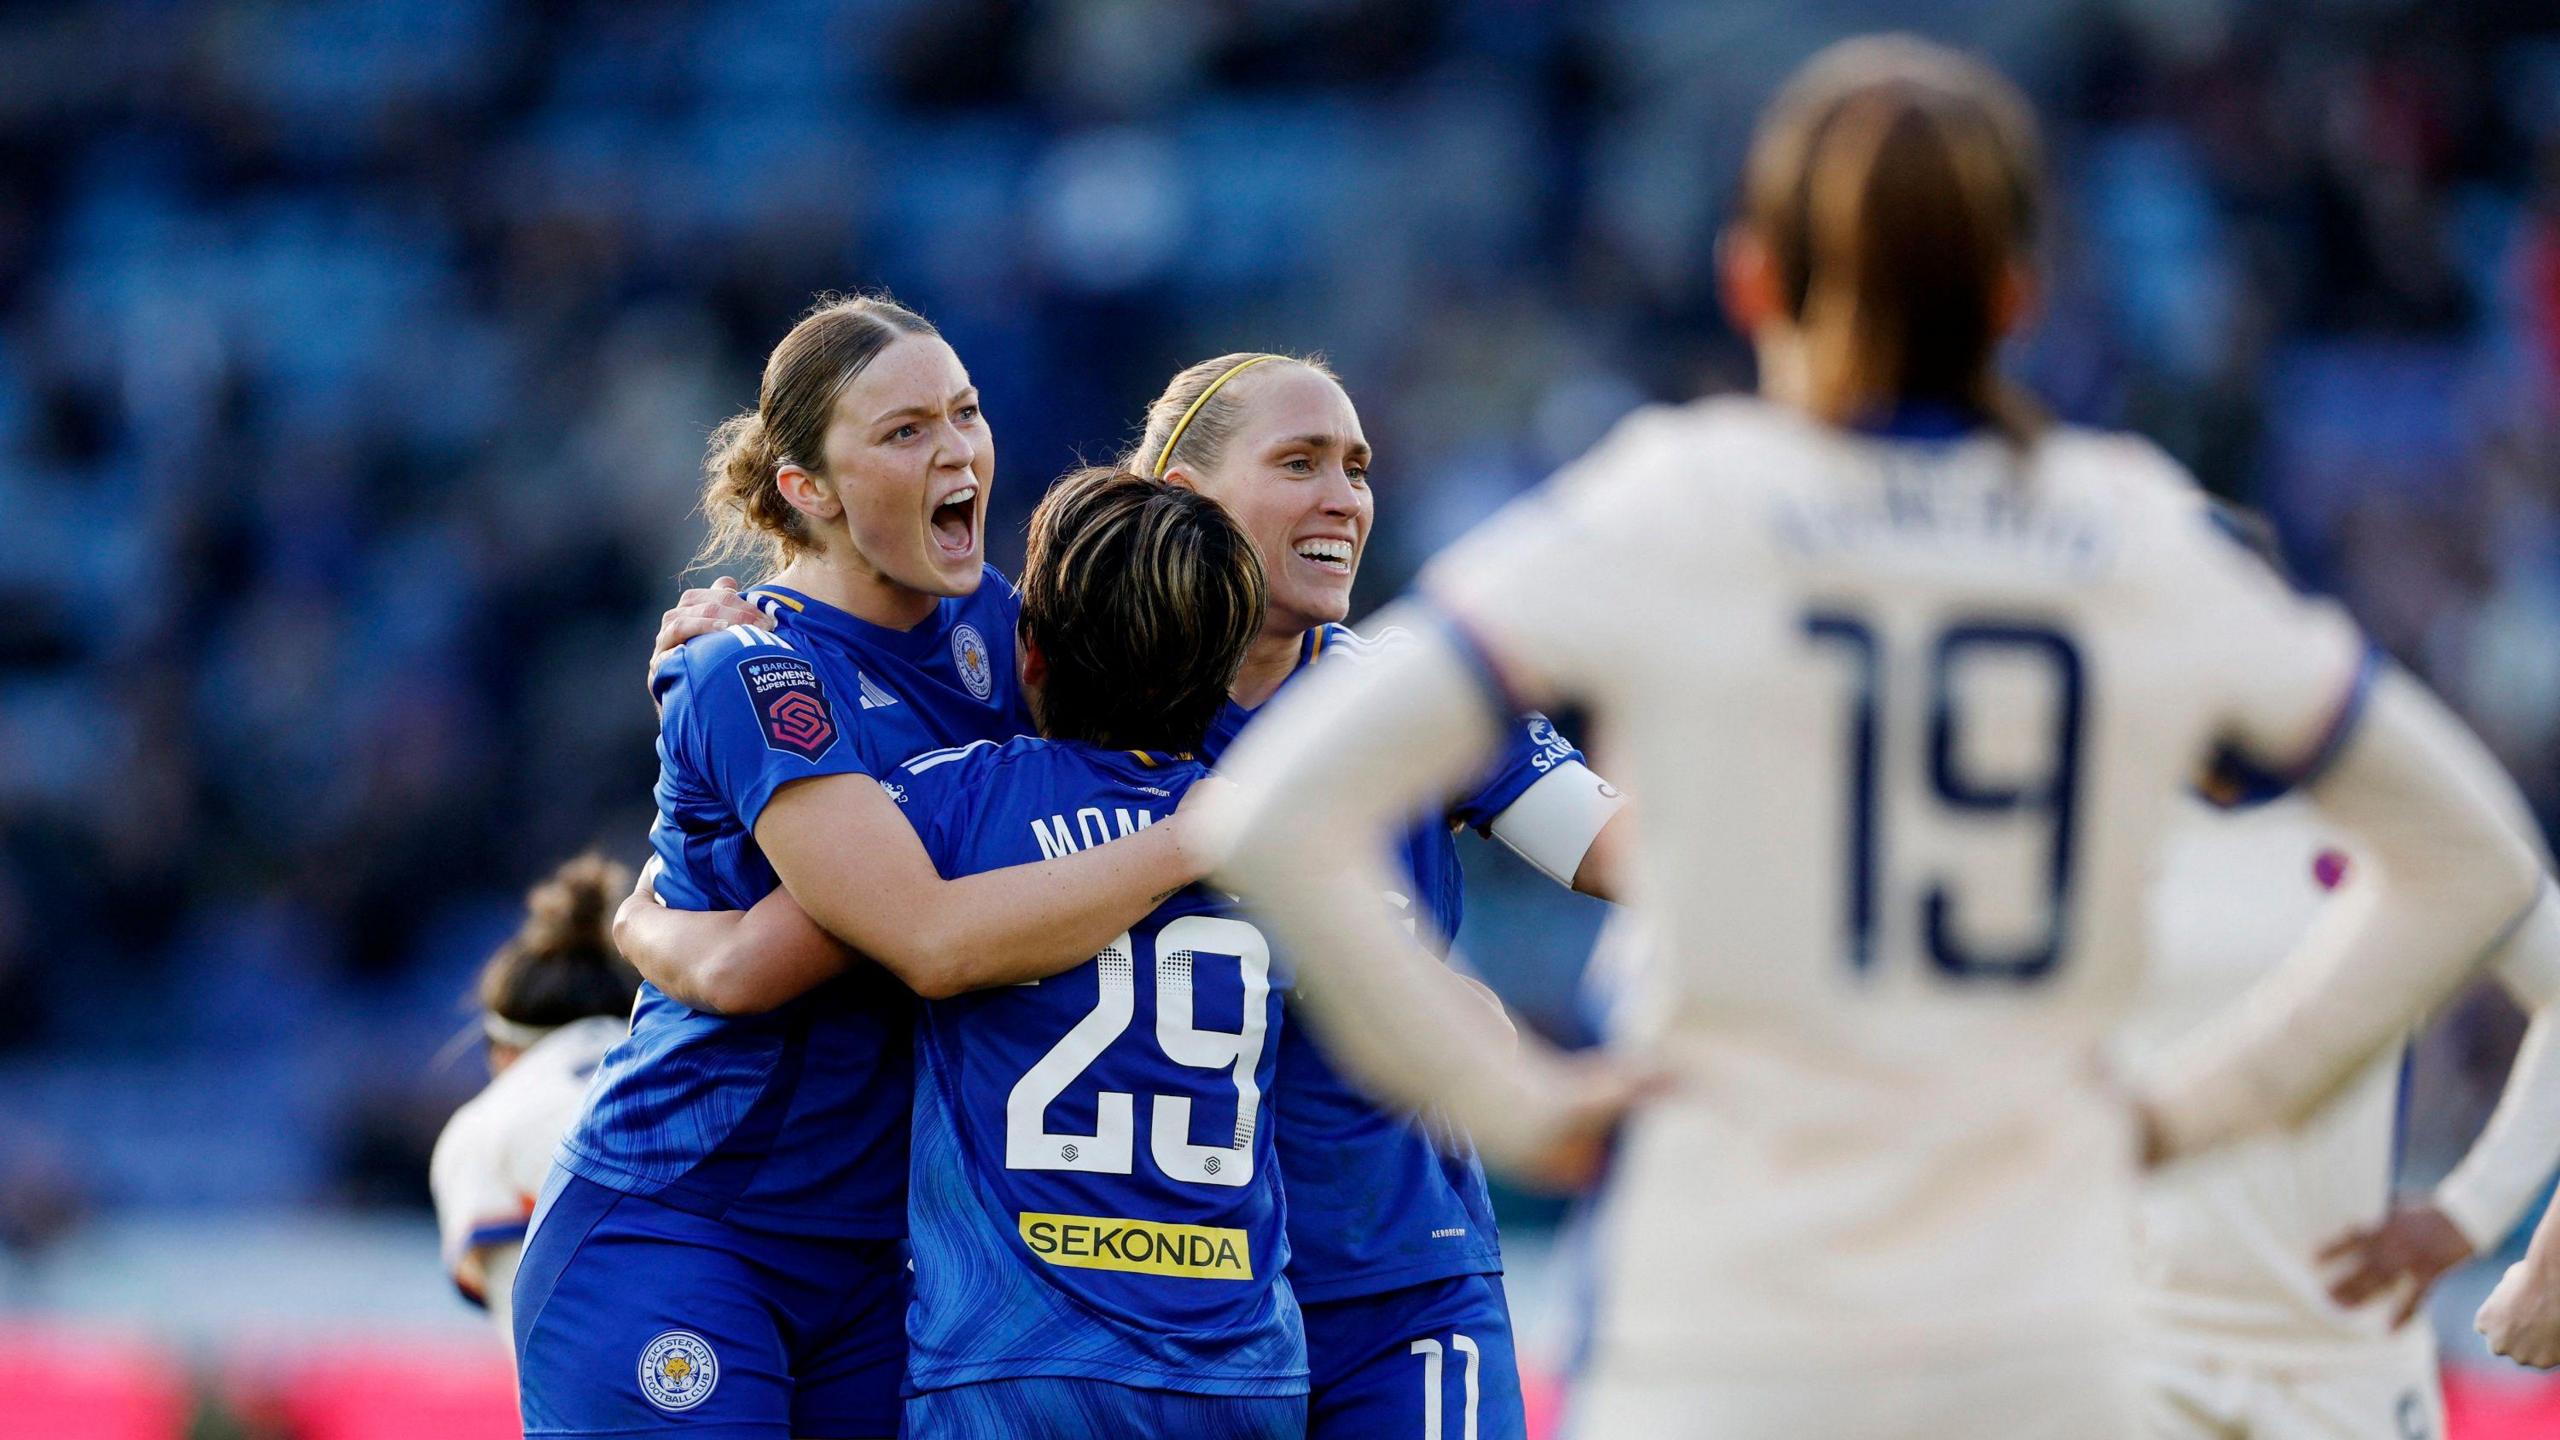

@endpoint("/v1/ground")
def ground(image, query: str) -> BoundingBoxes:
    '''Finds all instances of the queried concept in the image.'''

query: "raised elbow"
[2463,817,2547,932]
[904,970,970,1002]
[875,928,974,1001]
[690,951,785,1016]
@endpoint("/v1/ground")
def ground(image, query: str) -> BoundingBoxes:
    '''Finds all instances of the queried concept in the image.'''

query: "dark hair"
[1742,36,2044,441]
[699,292,941,572]
[1019,468,1268,752]
[477,853,641,1033]
[1125,352,1340,480]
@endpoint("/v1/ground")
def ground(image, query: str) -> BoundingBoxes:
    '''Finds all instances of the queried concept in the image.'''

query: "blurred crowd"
[1,0,2558,1238]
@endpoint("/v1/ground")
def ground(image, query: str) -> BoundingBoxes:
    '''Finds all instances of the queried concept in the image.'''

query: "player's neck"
[772,554,939,632]
[1754,329,1810,412]
[1229,623,1312,711]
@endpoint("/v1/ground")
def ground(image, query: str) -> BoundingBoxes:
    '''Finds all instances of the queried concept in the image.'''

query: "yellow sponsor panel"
[1017,1211,1253,1280]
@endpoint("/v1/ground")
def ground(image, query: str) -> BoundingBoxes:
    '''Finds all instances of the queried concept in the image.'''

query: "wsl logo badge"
[637,1330,718,1412]
[951,622,995,702]
[738,654,838,760]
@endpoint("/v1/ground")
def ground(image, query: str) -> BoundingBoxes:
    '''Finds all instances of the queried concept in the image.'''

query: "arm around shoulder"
[754,770,1209,1000]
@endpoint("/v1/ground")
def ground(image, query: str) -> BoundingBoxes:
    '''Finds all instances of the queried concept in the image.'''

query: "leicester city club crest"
[637,1330,718,1411]
[951,622,995,702]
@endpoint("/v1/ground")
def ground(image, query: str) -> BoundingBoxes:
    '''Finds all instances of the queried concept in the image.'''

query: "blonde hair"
[697,293,939,573]
[1125,351,1340,480]
[1742,36,2044,441]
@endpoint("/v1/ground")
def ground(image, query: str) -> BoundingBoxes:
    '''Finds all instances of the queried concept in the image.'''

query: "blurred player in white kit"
[1209,34,2548,1440]
[429,854,639,1344]
[2130,785,2560,1439]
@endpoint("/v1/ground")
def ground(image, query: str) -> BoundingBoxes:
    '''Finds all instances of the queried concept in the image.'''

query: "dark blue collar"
[1054,738,1199,773]
[1849,402,1987,441]
[747,584,951,662]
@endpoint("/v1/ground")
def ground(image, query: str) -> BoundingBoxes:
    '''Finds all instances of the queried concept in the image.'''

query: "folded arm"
[615,875,850,1016]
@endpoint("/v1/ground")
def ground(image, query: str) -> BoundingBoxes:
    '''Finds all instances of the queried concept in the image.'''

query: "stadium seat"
[0,1322,190,1440]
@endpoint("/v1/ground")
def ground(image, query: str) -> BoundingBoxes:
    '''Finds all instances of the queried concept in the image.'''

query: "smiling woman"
[1126,352,1371,708]
[1123,350,1632,1440]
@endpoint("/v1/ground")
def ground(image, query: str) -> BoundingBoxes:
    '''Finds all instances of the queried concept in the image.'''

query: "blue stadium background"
[2,0,2559,1432]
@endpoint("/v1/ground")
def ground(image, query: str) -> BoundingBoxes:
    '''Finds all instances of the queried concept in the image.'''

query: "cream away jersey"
[2125,796,2409,1363]
[430,1015,624,1315]
[1422,397,2368,1371]
[2128,793,2560,1366]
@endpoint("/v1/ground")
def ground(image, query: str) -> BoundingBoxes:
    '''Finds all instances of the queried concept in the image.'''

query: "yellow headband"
[1152,355,1284,478]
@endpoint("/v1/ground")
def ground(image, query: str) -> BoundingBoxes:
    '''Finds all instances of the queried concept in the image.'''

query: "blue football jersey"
[559,572,1033,1237]
[892,738,1304,1398]
[1202,623,1584,1302]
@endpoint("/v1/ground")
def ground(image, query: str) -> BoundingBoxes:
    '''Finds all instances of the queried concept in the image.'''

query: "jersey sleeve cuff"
[1413,593,1532,720]
[2204,643,2382,805]
[2433,1178,2520,1255]
[737,757,876,835]
[464,1218,532,1251]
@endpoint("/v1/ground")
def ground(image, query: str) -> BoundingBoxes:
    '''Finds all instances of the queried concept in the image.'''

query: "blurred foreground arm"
[2480,1201,2560,1368]
[2142,668,2543,1161]
[1209,607,1646,1188]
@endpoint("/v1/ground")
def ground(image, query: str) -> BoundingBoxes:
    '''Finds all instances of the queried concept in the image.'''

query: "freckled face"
[814,335,994,598]
[1180,366,1372,637]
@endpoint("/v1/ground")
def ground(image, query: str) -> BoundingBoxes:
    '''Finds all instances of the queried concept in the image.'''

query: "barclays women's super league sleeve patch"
[736,653,840,760]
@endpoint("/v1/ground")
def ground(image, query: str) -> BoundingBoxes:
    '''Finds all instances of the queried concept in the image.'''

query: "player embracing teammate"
[514,297,1231,1440]
[884,467,1302,1435]
[526,285,1624,1437]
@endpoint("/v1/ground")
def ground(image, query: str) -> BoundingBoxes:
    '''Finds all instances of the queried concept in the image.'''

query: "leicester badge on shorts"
[951,622,995,702]
[637,1330,718,1411]
[738,654,839,760]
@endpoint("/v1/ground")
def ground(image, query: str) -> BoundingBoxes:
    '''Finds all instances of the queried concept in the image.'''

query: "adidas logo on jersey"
[857,672,899,710]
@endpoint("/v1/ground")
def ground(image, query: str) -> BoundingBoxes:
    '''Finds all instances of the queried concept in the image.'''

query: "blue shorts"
[1304,1272,1526,1440]
[905,1377,1305,1440]
[513,1170,906,1439]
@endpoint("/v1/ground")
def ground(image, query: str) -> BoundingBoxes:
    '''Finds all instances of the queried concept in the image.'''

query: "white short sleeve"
[428,1094,533,1296]
[1419,407,1691,707]
[2152,470,2370,793]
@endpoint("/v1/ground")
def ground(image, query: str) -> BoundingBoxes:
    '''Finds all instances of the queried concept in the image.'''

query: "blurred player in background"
[890,468,1305,1437]
[514,295,1220,1440]
[429,853,640,1345]
[1209,34,2544,1440]
[2128,783,2560,1440]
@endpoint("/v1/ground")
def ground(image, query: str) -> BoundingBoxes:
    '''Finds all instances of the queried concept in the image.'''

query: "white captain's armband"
[1487,760,1625,888]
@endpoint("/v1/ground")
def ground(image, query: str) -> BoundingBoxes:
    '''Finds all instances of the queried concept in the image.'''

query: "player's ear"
[1716,224,1783,335]
[1157,464,1200,494]
[1992,258,2040,340]
[1018,634,1048,695]
[775,462,843,523]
